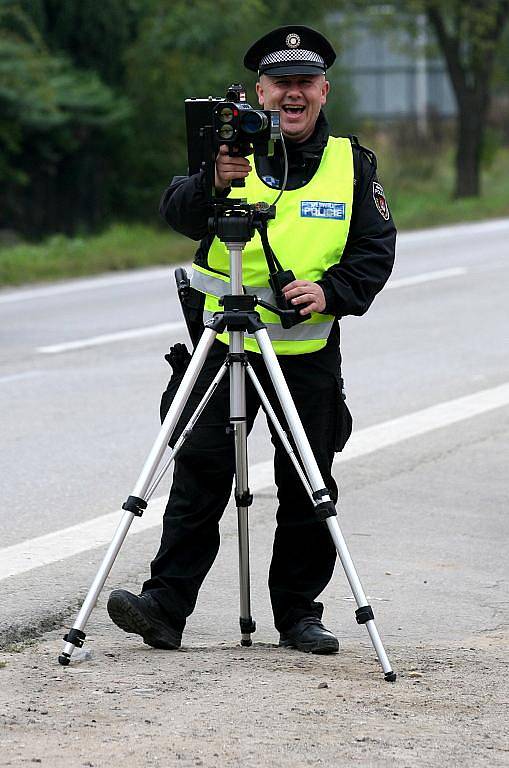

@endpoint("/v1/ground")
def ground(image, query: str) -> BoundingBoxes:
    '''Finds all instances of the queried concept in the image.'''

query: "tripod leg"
[254,329,396,682]
[145,361,229,499]
[58,328,218,665]
[229,333,256,646]
[234,416,256,646]
[246,364,313,499]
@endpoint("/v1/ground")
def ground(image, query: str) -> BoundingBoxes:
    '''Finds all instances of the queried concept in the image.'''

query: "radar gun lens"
[218,124,234,139]
[218,107,234,123]
[240,111,268,135]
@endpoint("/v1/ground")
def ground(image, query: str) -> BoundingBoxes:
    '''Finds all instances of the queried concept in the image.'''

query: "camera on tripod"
[212,84,280,171]
[185,83,280,190]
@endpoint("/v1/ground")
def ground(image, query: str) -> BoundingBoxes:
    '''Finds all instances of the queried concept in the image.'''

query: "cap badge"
[285,33,301,48]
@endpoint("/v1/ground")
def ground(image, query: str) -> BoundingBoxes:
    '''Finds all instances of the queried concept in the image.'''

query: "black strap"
[256,217,284,277]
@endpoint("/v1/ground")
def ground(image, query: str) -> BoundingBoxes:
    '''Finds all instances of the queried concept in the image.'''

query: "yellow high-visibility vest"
[191,135,353,354]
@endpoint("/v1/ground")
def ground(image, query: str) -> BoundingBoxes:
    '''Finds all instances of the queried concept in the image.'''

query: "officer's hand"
[215,144,252,191]
[282,280,326,315]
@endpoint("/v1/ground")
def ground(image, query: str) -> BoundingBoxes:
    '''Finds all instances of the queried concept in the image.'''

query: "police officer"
[107,26,396,654]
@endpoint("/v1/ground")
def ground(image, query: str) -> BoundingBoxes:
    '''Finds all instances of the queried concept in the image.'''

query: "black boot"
[107,589,182,650]
[279,617,339,654]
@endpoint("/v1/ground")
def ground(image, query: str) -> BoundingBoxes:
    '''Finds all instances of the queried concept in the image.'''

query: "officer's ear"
[321,77,330,105]
[256,78,265,107]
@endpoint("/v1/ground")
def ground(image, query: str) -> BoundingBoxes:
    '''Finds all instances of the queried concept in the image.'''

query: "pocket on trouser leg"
[334,379,353,453]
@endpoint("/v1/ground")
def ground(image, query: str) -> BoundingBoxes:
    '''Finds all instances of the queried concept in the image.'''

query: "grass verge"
[0,223,196,286]
[384,146,509,230]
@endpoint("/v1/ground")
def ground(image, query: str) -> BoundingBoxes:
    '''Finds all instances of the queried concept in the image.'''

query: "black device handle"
[267,270,309,328]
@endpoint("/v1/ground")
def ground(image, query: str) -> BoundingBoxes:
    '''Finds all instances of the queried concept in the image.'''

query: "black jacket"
[160,112,396,319]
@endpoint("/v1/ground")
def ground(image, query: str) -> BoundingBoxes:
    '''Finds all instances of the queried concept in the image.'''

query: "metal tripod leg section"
[229,333,256,646]
[254,328,396,682]
[326,518,395,681]
[225,240,256,647]
[58,327,218,665]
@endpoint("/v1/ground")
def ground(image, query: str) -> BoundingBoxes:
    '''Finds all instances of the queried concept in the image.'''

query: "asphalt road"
[0,218,508,650]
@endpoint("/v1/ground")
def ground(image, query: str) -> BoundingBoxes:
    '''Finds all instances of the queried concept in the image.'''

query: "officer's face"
[256,74,329,143]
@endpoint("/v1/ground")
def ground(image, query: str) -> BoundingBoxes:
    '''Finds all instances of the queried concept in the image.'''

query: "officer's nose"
[285,86,304,101]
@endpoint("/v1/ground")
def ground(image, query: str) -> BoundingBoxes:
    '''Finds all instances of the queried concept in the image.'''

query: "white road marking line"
[35,266,468,355]
[1,381,508,581]
[334,382,509,462]
[386,267,467,289]
[0,267,175,305]
[0,371,43,385]
[37,322,186,354]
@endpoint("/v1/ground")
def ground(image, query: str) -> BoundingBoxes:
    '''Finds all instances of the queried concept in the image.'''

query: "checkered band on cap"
[259,49,325,68]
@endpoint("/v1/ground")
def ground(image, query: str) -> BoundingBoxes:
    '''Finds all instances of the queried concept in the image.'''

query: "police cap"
[244,25,336,78]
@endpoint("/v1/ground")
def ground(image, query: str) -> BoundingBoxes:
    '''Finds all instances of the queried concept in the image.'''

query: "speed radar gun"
[59,84,396,682]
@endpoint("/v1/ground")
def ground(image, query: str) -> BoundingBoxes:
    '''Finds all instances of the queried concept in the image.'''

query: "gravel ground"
[1,606,508,768]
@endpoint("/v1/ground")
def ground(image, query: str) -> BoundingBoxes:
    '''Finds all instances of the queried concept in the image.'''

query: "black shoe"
[107,589,181,650]
[279,617,339,655]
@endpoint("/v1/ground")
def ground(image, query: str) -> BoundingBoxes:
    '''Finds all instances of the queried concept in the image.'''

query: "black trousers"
[143,338,342,633]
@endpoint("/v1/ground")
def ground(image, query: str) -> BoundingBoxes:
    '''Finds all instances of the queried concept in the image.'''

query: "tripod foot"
[384,671,397,683]
[239,616,256,647]
[58,627,86,665]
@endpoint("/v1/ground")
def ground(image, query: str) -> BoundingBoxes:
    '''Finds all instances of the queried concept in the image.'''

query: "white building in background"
[335,14,456,127]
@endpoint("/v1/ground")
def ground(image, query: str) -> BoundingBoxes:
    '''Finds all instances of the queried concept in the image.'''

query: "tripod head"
[208,198,274,243]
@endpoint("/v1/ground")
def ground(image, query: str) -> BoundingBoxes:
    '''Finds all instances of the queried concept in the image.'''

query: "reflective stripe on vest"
[194,136,353,355]
[203,310,334,343]
[190,266,275,304]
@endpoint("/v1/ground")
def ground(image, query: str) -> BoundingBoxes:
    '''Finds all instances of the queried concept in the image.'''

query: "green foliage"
[493,24,509,86]
[0,1,132,234]
[375,142,509,228]
[0,1,367,234]
[25,0,138,85]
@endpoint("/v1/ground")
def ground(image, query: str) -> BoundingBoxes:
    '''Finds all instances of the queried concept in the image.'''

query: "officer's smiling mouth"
[281,105,306,114]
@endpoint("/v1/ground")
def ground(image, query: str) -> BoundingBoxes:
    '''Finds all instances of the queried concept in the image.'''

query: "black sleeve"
[159,171,211,241]
[316,143,396,318]
[159,170,231,241]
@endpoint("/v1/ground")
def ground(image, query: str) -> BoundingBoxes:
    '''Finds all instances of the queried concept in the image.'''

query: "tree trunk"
[454,95,486,198]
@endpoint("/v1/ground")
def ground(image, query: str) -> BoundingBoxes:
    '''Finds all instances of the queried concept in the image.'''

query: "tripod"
[58,207,396,682]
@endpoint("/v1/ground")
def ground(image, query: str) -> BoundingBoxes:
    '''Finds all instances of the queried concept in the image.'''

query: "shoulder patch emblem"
[373,182,390,220]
